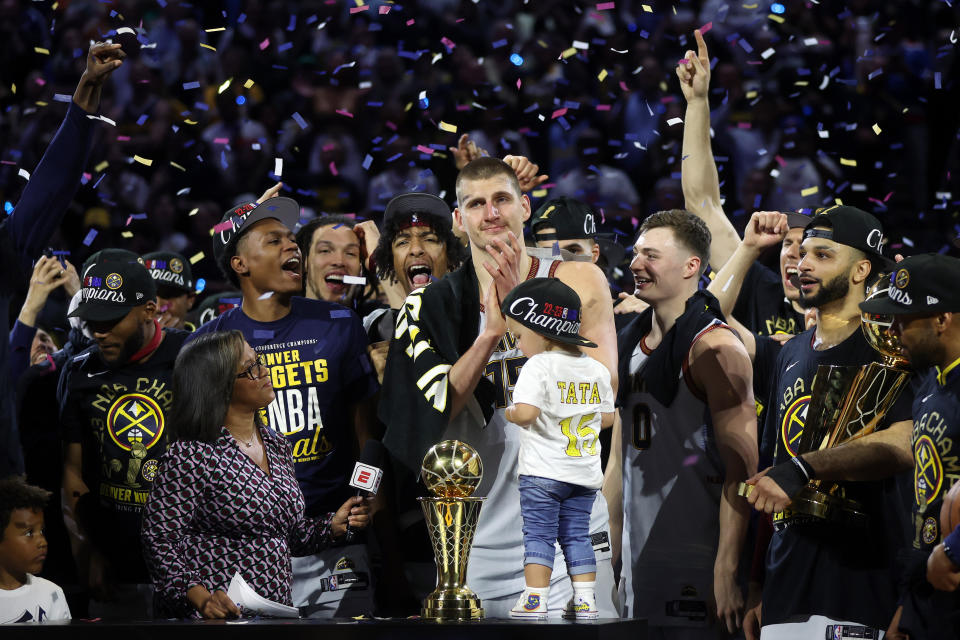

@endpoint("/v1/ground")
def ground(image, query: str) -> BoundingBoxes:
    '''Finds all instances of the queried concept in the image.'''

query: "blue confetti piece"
[136,114,149,126]
[182,81,200,90]
[82,229,98,246]
[292,112,308,129]
[278,42,293,52]
[253,330,274,339]
[935,72,942,89]
[362,154,373,170]
[491,39,508,49]
[330,309,352,319]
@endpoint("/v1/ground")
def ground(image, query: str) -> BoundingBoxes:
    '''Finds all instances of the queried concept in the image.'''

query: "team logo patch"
[169,258,183,274]
[922,516,939,545]
[107,393,165,452]
[334,556,354,572]
[780,395,810,458]
[914,435,943,506]
[142,459,159,481]
[523,594,541,610]
[105,273,123,290]
[894,268,910,289]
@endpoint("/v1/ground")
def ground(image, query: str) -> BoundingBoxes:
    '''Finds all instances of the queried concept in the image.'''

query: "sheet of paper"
[226,572,300,618]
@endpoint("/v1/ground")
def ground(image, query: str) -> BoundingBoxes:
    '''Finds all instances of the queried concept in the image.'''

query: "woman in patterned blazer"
[142,330,369,619]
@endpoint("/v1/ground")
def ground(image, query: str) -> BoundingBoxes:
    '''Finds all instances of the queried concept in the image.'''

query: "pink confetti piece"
[551,107,568,119]
[775,155,786,167]
[379,5,390,13]
[883,191,894,202]
[213,220,234,233]
[619,81,630,92]
[596,104,611,111]
[516,79,522,89]
[416,145,434,155]
[259,38,270,50]
[385,121,397,131]
[456,104,471,111]
[116,135,131,141]
[35,78,46,86]
[406,19,415,26]
[329,161,338,176]
[212,137,229,144]
[596,2,616,10]
[441,37,456,49]
[699,22,713,34]
[335,109,354,118]
[349,5,369,13]
[682,454,700,467]
[737,122,752,129]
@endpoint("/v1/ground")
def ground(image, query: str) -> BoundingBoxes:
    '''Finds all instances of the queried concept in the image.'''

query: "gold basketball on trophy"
[421,440,483,498]
[860,274,908,368]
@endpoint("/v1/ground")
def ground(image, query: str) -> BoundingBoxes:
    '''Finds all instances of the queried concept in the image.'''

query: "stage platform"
[4,617,646,639]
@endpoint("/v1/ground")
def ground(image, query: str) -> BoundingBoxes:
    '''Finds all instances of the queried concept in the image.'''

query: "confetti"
[205,27,226,32]
[343,275,366,285]
[666,117,683,126]
[439,121,457,133]
[349,5,369,13]
[34,47,49,55]
[257,291,274,300]
[116,27,135,35]
[761,48,775,59]
[218,78,232,94]
[274,158,283,176]
[18,168,30,180]
[800,186,819,197]
[699,22,713,34]
[335,109,354,118]
[379,5,391,14]
[170,161,186,171]
[596,2,616,10]
[292,112,308,129]
[244,79,255,89]
[840,158,857,167]
[561,47,577,59]
[82,229,98,246]
[133,155,153,166]
[259,38,270,50]
[200,43,216,51]
[330,309,352,319]
[182,81,201,90]
[598,69,608,81]
[641,4,652,11]
[872,123,882,135]
[189,251,205,264]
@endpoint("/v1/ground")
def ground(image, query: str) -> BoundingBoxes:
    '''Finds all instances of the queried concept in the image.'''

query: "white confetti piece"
[274,158,283,177]
[342,275,367,285]
[666,117,683,126]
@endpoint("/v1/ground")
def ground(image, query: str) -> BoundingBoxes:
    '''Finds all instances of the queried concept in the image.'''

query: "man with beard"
[743,205,914,639]
[59,260,189,617]
[606,210,758,636]
[193,195,381,618]
[856,254,960,640]
[379,156,619,618]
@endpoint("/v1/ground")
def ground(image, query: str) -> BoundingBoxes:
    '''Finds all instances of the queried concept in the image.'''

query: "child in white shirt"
[500,278,614,620]
[0,477,70,623]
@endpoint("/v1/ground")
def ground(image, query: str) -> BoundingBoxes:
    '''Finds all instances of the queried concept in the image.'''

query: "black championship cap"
[69,260,157,323]
[212,197,301,269]
[859,254,960,315]
[81,248,142,276]
[803,205,889,263]
[383,193,452,231]
[500,277,597,348]
[143,251,194,294]
[530,197,598,242]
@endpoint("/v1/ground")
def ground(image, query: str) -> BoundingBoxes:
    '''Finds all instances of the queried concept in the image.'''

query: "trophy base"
[422,587,484,621]
[789,485,868,527]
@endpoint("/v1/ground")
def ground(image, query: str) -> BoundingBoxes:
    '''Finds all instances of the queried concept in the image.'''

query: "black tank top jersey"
[758,326,913,628]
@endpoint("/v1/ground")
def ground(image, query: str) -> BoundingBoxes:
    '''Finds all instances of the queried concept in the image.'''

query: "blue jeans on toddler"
[518,475,597,575]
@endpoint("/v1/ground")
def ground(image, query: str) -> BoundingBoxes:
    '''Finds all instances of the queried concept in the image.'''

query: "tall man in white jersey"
[380,156,619,617]
[604,210,758,637]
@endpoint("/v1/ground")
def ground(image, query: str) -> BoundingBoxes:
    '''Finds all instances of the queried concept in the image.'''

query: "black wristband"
[765,458,810,498]
[793,455,816,480]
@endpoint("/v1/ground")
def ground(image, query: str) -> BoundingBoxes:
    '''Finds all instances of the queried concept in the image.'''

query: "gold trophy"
[419,440,485,621]
[741,277,910,525]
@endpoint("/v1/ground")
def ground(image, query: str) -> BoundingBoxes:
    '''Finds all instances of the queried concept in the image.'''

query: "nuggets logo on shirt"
[780,394,810,458]
[914,434,943,507]
[107,393,164,452]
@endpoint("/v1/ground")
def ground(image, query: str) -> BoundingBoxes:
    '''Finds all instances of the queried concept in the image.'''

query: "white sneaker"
[563,592,599,620]
[509,591,549,620]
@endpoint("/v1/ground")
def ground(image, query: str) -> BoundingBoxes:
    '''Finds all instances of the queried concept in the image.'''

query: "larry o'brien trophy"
[740,278,910,525]
[419,440,485,621]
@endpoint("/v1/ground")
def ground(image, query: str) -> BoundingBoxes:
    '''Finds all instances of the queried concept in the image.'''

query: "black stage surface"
[3,617,646,639]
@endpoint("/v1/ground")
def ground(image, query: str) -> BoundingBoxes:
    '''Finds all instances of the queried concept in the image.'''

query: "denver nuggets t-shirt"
[191,296,379,516]
[758,326,912,628]
[59,328,189,580]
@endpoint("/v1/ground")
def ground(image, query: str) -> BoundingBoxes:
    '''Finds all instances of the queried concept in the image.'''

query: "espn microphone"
[344,439,385,543]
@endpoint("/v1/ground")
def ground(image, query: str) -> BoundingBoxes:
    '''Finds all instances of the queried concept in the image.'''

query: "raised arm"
[678,30,740,269]
[7,42,124,265]
[690,328,758,633]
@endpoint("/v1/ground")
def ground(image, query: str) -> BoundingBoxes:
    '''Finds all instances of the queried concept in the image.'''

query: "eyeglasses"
[236,354,267,380]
